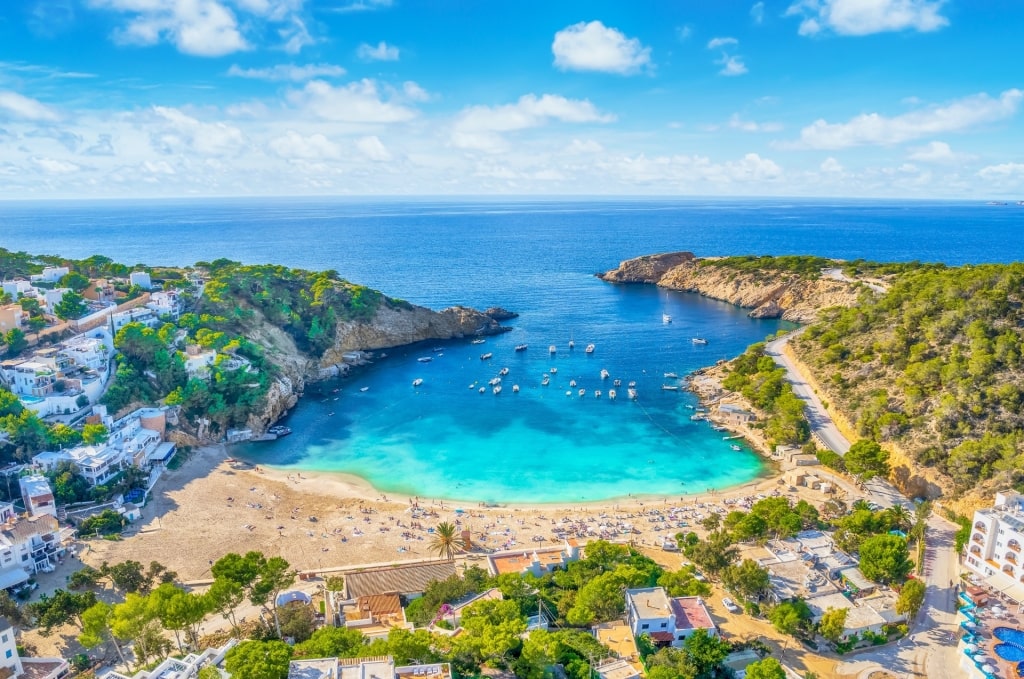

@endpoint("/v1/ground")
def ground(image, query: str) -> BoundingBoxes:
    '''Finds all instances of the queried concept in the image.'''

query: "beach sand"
[81,438,841,582]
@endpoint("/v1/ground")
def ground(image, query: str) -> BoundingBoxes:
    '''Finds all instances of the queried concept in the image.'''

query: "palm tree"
[431,521,466,560]
[886,504,912,532]
[852,499,872,512]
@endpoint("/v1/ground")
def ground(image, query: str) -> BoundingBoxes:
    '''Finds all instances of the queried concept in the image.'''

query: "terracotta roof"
[3,515,58,543]
[670,597,715,631]
[345,561,457,599]
[648,631,675,643]
[357,594,403,617]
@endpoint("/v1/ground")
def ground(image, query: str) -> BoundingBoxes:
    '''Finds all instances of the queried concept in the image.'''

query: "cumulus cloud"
[356,135,392,161]
[330,0,392,13]
[288,79,417,123]
[907,140,971,163]
[786,0,949,36]
[227,63,346,82]
[89,0,249,56]
[149,106,246,155]
[0,91,59,121]
[357,41,400,61]
[707,37,747,76]
[793,89,1023,149]
[728,114,782,132]
[84,134,116,156]
[33,157,79,174]
[552,21,652,75]
[612,152,782,184]
[820,157,844,172]
[452,93,615,152]
[978,163,1024,180]
[269,130,341,159]
[402,82,430,102]
[565,139,604,154]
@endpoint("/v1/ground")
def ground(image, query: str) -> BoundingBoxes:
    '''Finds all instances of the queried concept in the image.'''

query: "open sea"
[2,198,1022,503]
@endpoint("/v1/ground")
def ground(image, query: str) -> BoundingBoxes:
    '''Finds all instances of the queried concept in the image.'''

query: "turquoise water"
[5,198,1015,503]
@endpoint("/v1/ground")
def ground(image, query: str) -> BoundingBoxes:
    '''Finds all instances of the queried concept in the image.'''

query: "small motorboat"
[661,385,679,391]
[479,387,486,394]
[489,377,502,386]
[512,385,520,393]
[550,367,557,374]
[731,444,742,451]
[468,383,476,389]
[499,367,509,376]
[268,425,291,437]
[471,338,486,344]
[480,353,493,360]
[662,313,672,324]
[549,345,557,354]
[514,344,528,352]
[613,379,621,387]
[570,379,577,387]
[628,388,637,400]
[541,376,550,386]
[628,380,637,388]
[585,344,595,354]
[664,372,679,379]
[432,347,443,352]
[417,357,433,363]
[692,337,708,345]
[412,378,423,387]
[493,385,502,395]
[600,369,610,380]
[360,387,369,392]
[609,389,617,400]
[595,390,602,398]
[578,388,586,398]
[565,390,572,397]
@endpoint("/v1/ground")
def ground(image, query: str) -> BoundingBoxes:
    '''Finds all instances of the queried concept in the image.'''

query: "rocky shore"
[598,251,863,323]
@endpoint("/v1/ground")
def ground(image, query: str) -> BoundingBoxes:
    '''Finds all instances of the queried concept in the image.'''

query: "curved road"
[765,330,960,679]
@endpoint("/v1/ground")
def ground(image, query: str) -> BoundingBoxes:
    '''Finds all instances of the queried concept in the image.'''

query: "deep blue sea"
[2,198,1021,503]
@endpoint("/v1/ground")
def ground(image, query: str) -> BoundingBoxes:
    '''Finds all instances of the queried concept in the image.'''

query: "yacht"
[570,379,577,387]
[541,376,550,386]
[489,377,502,386]
[514,344,528,352]
[471,338,486,345]
[479,387,486,394]
[600,369,610,380]
[608,389,617,400]
[549,345,557,354]
[578,388,586,398]
[662,313,672,324]
[480,352,493,360]
[550,367,558,374]
[691,337,708,345]
[417,356,433,363]
[585,344,595,354]
[493,385,502,395]
[499,367,509,376]
[661,385,679,391]
[268,425,291,437]
[595,390,602,398]
[628,388,637,400]
[512,384,520,393]
[664,372,679,379]
[412,378,423,387]
[360,387,370,392]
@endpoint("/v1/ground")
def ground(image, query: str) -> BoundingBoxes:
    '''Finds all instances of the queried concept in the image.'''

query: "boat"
[662,313,672,324]
[595,390,602,398]
[412,378,423,387]
[541,376,550,386]
[471,338,486,344]
[711,425,726,432]
[479,387,486,394]
[628,388,637,400]
[578,388,586,397]
[569,379,577,387]
[628,380,636,388]
[499,367,509,376]
[613,379,621,387]
[489,377,501,386]
[360,387,369,392]
[432,347,443,352]
[585,344,595,354]
[268,425,291,437]
[493,385,502,395]
[600,369,610,380]
[664,372,679,379]
[512,384,520,393]
[661,385,679,391]
[417,357,433,363]
[550,367,557,374]
[731,444,742,451]
[480,353,493,360]
[565,390,572,397]
[549,345,557,354]
[608,389,617,400]
[468,383,476,389]
[691,337,708,345]
[569,339,575,350]
[690,413,705,421]
[514,344,528,352]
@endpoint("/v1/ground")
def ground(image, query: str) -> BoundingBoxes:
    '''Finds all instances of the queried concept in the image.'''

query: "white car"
[722,597,741,613]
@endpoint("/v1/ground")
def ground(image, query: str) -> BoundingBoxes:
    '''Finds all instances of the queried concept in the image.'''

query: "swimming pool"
[995,628,1024,663]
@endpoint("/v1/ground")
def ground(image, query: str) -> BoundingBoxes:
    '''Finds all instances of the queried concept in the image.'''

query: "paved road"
[766,330,961,678]
[765,331,851,454]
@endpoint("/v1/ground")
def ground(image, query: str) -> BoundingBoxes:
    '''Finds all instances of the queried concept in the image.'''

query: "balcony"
[973,534,986,545]
[1003,564,1015,576]
[1009,540,1021,553]
[975,522,988,533]
[1006,552,1018,565]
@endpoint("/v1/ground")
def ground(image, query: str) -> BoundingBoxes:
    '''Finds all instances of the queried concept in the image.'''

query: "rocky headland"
[598,251,864,323]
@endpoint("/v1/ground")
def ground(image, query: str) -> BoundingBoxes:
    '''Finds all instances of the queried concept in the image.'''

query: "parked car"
[722,597,741,613]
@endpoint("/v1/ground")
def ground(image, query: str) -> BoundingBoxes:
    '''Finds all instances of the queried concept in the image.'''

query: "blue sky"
[0,0,1022,198]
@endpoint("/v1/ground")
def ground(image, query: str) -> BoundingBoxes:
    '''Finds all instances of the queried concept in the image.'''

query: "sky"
[0,0,1022,199]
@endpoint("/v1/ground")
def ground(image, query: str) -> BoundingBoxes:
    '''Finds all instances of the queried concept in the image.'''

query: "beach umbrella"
[964,643,978,652]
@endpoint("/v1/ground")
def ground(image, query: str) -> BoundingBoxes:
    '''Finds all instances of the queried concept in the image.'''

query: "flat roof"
[626,587,672,617]
[488,546,568,575]
[596,659,641,679]
[289,659,338,679]
[670,596,715,631]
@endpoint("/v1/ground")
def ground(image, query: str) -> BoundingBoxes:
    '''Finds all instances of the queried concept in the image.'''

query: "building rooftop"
[670,597,715,632]
[289,659,339,679]
[20,475,52,500]
[353,594,403,619]
[596,658,641,679]
[626,587,672,618]
[488,546,569,575]
[344,561,456,599]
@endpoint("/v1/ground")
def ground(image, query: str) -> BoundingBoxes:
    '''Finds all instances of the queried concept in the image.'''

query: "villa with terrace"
[486,538,582,577]
[96,638,237,679]
[964,490,1024,605]
[0,501,73,590]
[624,587,716,647]
[289,655,451,679]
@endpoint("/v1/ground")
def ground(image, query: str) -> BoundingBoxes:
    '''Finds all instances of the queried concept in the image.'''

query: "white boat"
[499,367,509,376]
[692,337,708,345]
[585,344,595,354]
[628,388,637,400]
[570,379,577,387]
[609,389,617,400]
[661,385,679,391]
[471,338,486,344]
[731,444,742,451]
[412,378,423,387]
[360,387,369,392]
[578,388,586,397]
[569,340,575,350]
[628,380,637,388]
[514,344,528,352]
[600,369,610,380]
[550,367,557,374]
[417,357,433,363]
[595,390,602,398]
[549,345,557,354]
[613,379,621,387]
[541,376,550,386]
[468,383,476,389]
[565,390,572,397]
[512,384,520,393]
[479,387,486,394]
[662,313,672,324]
[489,377,502,386]
[480,353,493,360]
[664,372,679,379]
[493,385,502,395]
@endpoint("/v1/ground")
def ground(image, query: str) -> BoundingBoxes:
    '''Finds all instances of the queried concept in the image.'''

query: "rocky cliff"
[599,252,862,323]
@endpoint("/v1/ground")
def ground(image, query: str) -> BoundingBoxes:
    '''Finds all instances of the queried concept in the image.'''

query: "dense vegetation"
[793,263,1024,492]
[722,343,810,447]
[702,255,835,278]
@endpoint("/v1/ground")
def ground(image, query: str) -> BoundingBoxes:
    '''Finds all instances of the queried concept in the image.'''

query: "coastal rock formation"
[484,306,519,320]
[599,252,862,323]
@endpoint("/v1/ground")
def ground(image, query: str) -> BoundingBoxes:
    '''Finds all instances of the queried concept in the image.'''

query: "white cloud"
[728,114,782,132]
[0,91,59,121]
[227,63,346,82]
[717,55,748,76]
[565,139,604,154]
[330,0,392,13]
[357,41,400,61]
[84,134,116,156]
[611,152,782,184]
[278,16,315,54]
[269,130,341,159]
[288,79,417,123]
[786,0,949,36]
[751,2,765,23]
[552,21,652,75]
[820,157,844,172]
[402,81,430,102]
[452,94,615,152]
[676,25,693,41]
[707,37,738,49]
[33,157,79,174]
[356,135,392,161]
[90,0,250,56]
[907,140,971,163]
[150,106,246,155]
[793,89,1023,149]
[978,163,1024,180]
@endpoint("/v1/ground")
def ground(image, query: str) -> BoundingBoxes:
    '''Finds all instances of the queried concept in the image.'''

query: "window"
[641,624,649,630]
[4,650,9,659]
[678,634,685,640]
[1,634,6,642]
[660,622,667,628]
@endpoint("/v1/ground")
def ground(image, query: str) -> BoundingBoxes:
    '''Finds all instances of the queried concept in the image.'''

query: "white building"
[146,290,183,319]
[289,655,451,679]
[41,288,71,313]
[486,539,582,577]
[0,501,70,587]
[129,271,152,290]
[965,490,1024,603]
[624,588,717,647]
[19,476,56,519]
[59,330,113,371]
[0,616,70,679]
[1,281,34,298]
[0,360,55,397]
[98,638,236,679]
[183,347,217,377]
[110,307,159,332]
[30,267,69,284]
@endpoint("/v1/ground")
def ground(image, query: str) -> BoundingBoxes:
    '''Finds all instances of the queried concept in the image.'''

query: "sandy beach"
[81,435,840,582]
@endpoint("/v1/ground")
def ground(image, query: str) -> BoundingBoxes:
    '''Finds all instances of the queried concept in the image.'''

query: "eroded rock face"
[600,254,862,323]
